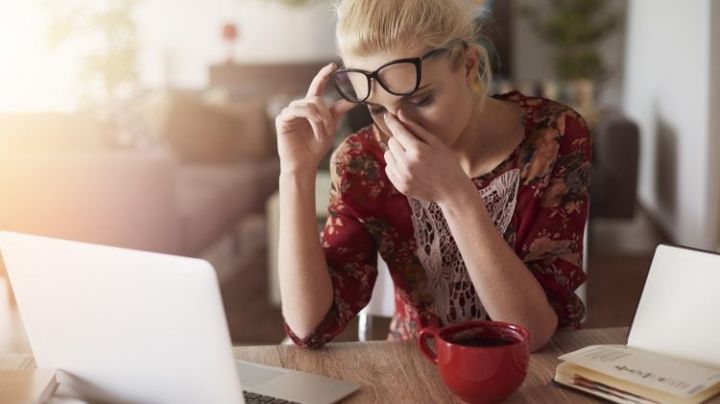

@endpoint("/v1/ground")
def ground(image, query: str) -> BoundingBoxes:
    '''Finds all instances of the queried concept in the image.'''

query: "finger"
[384,112,423,151]
[308,117,327,143]
[386,137,408,170]
[383,149,400,171]
[284,102,325,128]
[384,163,403,191]
[397,109,442,147]
[306,62,337,98]
[330,99,356,121]
[293,100,332,133]
[311,98,334,134]
[283,104,328,142]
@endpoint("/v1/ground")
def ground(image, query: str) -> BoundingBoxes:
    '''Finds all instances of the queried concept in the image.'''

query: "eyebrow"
[365,84,433,107]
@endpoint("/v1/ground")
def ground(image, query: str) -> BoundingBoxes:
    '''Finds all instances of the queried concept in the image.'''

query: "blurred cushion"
[217,99,276,160]
[175,160,280,226]
[144,91,274,163]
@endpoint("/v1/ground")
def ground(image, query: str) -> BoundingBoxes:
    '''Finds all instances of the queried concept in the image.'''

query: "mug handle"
[417,327,439,365]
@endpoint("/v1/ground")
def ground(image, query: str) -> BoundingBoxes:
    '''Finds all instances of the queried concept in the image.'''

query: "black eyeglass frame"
[331,47,452,103]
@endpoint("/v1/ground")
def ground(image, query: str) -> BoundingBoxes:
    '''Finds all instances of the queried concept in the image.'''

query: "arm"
[281,144,380,349]
[438,185,559,352]
[278,170,334,339]
[440,113,591,351]
[273,63,358,344]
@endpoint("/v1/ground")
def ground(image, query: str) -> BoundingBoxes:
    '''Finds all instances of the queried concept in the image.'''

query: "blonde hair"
[334,0,492,96]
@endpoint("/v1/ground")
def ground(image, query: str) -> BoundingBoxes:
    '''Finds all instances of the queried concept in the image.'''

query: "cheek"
[407,104,465,145]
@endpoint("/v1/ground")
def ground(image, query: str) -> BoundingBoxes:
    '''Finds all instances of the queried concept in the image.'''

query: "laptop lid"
[0,231,244,404]
[627,244,720,367]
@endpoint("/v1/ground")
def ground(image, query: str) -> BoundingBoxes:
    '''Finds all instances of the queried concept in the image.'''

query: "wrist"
[279,168,318,197]
[280,155,322,177]
[280,167,319,181]
[437,179,485,213]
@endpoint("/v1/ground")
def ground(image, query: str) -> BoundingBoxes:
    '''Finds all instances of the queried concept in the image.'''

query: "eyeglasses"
[331,47,451,103]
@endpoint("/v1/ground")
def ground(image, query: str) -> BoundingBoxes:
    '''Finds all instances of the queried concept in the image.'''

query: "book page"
[559,345,720,398]
[628,245,720,367]
[557,362,720,404]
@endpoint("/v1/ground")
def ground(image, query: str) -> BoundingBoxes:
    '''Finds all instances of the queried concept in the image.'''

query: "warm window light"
[0,2,81,112]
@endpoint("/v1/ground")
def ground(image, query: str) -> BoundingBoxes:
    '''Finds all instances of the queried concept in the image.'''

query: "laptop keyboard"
[242,390,301,404]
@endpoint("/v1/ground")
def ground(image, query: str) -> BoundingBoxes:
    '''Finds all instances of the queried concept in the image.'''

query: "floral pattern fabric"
[284,91,591,348]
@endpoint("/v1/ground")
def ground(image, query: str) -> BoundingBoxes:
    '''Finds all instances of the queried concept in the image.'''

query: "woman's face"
[342,46,477,146]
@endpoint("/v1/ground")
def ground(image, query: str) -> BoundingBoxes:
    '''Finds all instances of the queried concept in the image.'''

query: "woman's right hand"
[275,63,355,174]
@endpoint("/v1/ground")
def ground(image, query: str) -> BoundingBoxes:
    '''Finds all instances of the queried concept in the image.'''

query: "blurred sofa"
[590,110,640,219]
[0,92,279,285]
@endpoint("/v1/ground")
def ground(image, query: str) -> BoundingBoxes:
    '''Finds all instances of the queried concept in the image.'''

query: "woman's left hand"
[383,110,475,204]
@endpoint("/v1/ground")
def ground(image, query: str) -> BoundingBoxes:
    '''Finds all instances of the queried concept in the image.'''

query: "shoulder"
[330,125,382,165]
[328,125,389,201]
[503,92,591,185]
[499,91,590,143]
[516,93,591,152]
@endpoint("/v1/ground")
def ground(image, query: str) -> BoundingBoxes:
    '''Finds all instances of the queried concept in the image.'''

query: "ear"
[464,45,481,86]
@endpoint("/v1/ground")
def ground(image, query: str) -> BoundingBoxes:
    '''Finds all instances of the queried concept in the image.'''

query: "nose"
[384,107,401,118]
[368,81,403,116]
[384,111,400,122]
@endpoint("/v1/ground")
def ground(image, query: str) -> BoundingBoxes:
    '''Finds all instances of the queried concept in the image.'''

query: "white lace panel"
[409,168,520,325]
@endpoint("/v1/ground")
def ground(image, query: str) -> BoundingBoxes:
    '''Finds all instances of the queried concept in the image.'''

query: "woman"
[275,0,590,352]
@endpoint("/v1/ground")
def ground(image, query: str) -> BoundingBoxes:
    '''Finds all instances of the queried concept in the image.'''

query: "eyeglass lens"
[334,61,418,102]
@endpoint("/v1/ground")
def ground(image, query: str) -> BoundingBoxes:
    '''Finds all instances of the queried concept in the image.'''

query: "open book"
[554,245,720,404]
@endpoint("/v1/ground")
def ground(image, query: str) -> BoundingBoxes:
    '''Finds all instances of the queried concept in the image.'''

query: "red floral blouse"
[285,91,591,349]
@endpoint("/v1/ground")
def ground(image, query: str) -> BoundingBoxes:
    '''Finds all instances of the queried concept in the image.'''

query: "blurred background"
[1,0,719,351]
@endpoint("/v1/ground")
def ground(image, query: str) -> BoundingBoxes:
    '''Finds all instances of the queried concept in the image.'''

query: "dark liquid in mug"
[450,335,515,347]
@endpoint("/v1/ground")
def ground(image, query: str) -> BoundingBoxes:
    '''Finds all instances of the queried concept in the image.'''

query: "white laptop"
[0,231,360,404]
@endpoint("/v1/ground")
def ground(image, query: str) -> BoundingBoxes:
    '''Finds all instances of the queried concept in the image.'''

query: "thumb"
[330,99,356,121]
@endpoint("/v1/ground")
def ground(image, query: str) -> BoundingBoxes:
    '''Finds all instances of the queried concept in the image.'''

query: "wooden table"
[230,327,627,403]
[7,327,707,403]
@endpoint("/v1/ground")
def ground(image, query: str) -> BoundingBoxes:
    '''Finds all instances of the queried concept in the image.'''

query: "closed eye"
[367,93,433,115]
[368,105,385,115]
[408,95,432,108]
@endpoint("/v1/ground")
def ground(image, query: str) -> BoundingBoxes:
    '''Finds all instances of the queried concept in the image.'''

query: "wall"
[712,1,720,251]
[512,0,628,107]
[135,0,337,89]
[623,0,718,250]
[135,0,237,89]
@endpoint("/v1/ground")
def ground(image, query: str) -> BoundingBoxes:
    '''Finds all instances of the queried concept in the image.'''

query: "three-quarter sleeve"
[284,142,379,348]
[519,110,592,328]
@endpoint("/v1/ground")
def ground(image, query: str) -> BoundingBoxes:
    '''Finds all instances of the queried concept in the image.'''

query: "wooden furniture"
[209,61,338,98]
[230,327,631,403]
[0,327,620,402]
[6,327,716,403]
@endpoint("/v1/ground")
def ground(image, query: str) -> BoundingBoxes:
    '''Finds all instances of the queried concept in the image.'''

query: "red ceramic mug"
[417,320,530,404]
